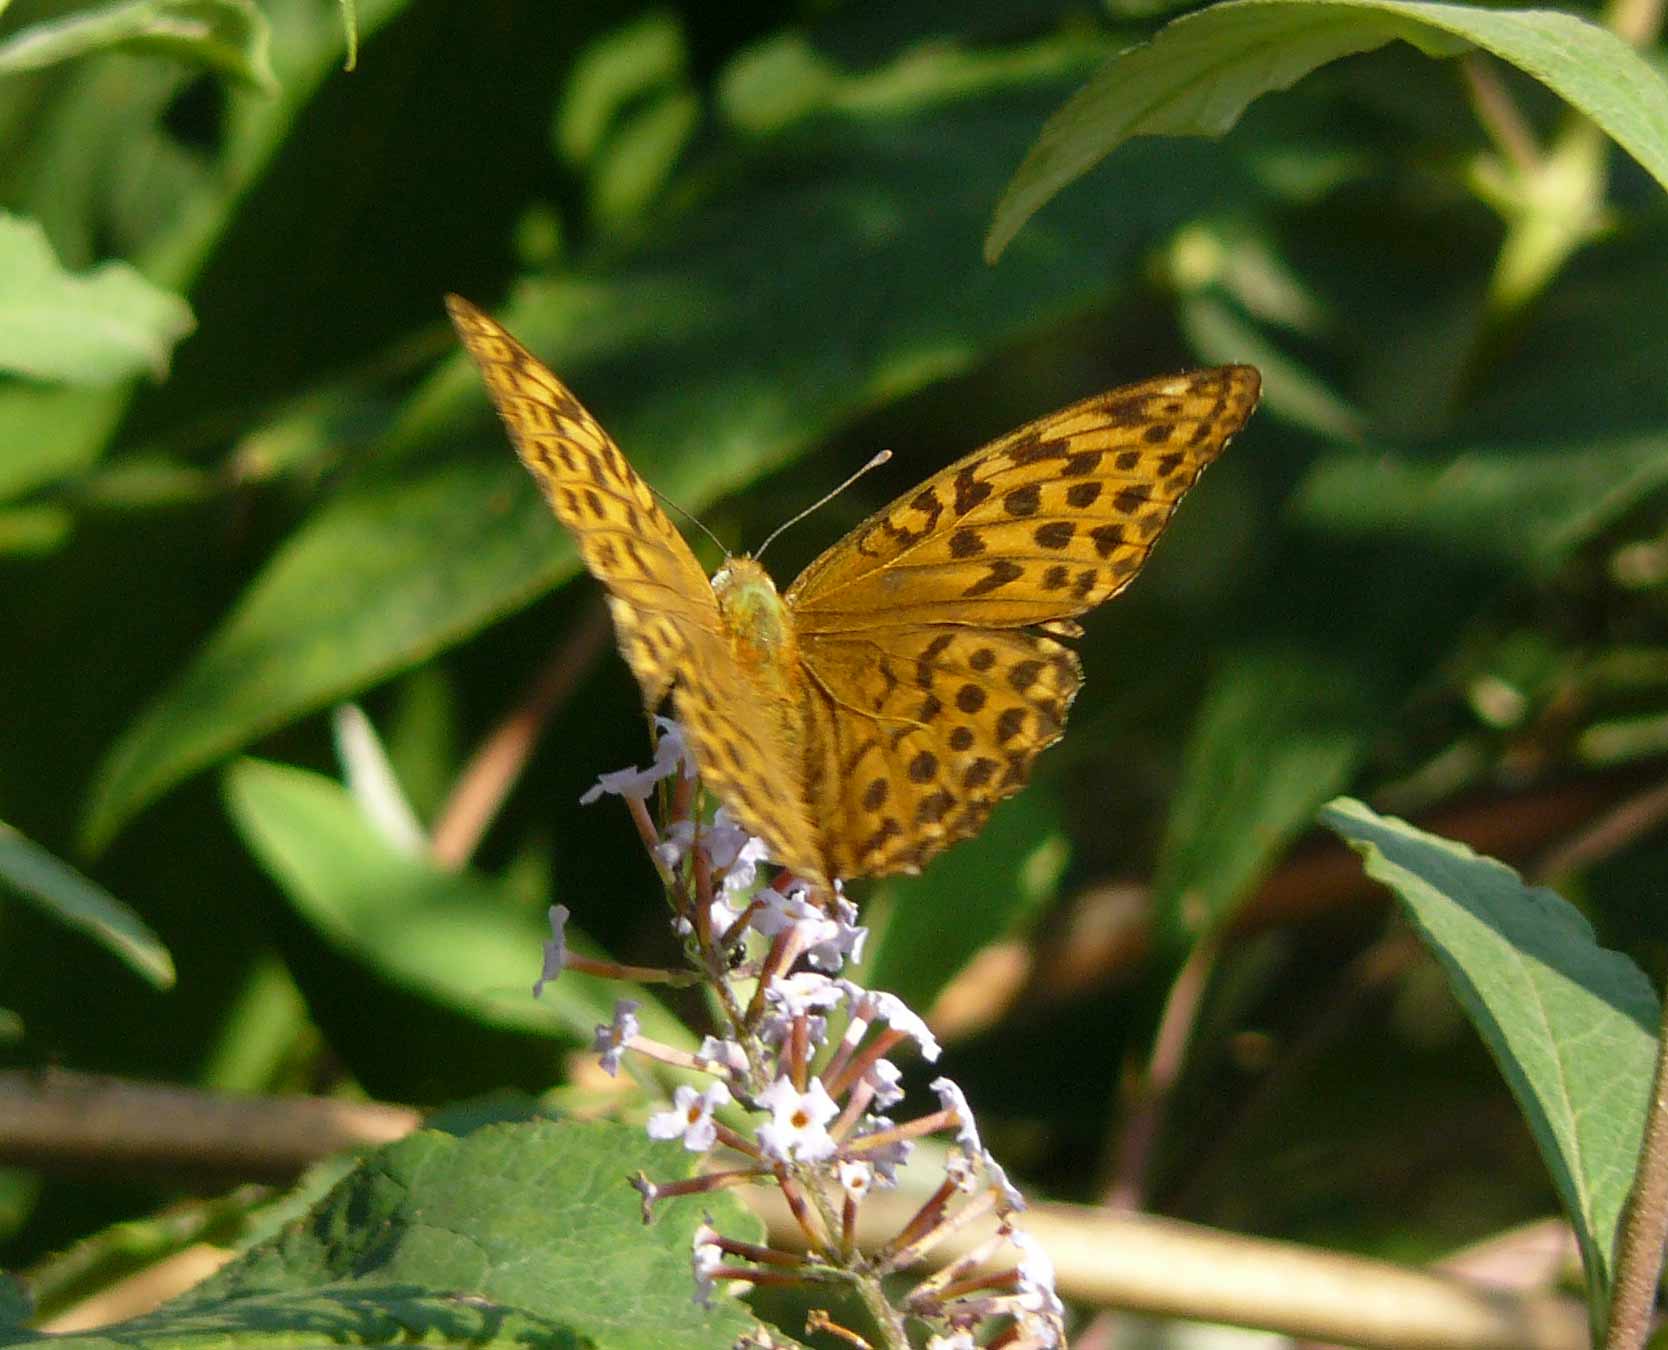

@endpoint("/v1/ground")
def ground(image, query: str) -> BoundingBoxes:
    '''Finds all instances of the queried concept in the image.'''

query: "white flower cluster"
[543,719,1065,1350]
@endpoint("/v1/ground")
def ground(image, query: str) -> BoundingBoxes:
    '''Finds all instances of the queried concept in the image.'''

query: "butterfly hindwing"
[800,626,1080,877]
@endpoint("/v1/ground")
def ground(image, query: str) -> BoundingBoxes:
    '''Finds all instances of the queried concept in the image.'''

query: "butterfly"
[446,295,1259,892]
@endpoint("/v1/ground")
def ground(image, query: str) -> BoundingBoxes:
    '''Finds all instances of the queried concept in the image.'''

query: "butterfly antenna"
[648,485,730,557]
[754,450,893,560]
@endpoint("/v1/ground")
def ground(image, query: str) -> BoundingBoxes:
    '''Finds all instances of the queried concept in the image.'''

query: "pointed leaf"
[989,0,1668,258]
[1320,797,1658,1315]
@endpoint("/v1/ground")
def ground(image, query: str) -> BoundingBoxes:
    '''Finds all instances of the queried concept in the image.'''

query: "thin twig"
[1103,938,1219,1213]
[1461,54,1542,175]
[428,603,611,868]
[1532,773,1668,882]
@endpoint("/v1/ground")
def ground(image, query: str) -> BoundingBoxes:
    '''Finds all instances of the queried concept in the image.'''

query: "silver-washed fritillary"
[446,295,1259,891]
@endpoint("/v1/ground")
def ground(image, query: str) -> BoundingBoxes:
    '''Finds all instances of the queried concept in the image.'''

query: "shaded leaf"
[1151,649,1367,948]
[988,0,1668,258]
[1294,431,1668,576]
[222,758,689,1048]
[0,820,174,988]
[866,788,1069,1008]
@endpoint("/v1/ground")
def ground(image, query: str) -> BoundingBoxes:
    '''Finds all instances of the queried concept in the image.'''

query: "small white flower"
[863,1058,905,1109]
[691,1219,724,1308]
[946,1150,978,1192]
[1009,1230,1064,1316]
[925,1333,976,1350]
[579,762,663,805]
[652,716,698,778]
[853,1115,911,1184]
[982,1151,1028,1212]
[755,1076,838,1162]
[579,717,694,806]
[840,982,941,1062]
[697,1035,748,1076]
[533,904,570,997]
[835,1158,874,1199]
[931,1077,982,1154]
[647,1081,732,1151]
[656,819,695,869]
[760,972,842,1047]
[592,999,640,1077]
[752,886,839,951]
[806,891,868,971]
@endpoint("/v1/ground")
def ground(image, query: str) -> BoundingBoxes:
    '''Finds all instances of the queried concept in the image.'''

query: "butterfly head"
[711,556,796,669]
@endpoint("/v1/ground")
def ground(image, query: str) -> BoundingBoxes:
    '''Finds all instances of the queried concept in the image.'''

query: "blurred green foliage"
[2,0,1668,1339]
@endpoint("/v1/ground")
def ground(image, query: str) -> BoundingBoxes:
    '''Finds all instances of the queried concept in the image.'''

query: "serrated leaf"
[1319,797,1658,1319]
[222,757,690,1049]
[988,0,1668,258]
[0,820,174,988]
[0,1121,763,1350]
[0,214,193,385]
[0,0,275,90]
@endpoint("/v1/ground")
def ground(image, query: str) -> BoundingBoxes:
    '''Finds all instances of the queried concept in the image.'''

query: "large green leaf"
[0,1120,764,1350]
[84,32,1255,849]
[1320,798,1658,1321]
[988,0,1668,259]
[222,757,689,1049]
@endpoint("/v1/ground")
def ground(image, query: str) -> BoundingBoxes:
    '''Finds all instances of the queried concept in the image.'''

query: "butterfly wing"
[447,296,825,885]
[786,365,1259,878]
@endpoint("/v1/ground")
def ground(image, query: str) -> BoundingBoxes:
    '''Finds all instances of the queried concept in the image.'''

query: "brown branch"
[0,1069,419,1185]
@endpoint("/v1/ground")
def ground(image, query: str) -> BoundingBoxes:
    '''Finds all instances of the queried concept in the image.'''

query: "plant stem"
[1602,994,1668,1348]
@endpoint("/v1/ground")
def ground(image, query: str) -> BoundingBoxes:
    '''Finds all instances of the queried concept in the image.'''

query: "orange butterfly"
[447,296,1258,892]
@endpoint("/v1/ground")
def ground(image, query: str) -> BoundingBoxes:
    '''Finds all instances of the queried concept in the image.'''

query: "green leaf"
[85,31,1248,848]
[0,820,174,988]
[221,757,690,1048]
[1151,649,1366,947]
[0,1121,763,1350]
[866,788,1070,1008]
[1294,431,1668,576]
[0,214,194,384]
[988,0,1668,259]
[0,0,275,90]
[1319,797,1658,1318]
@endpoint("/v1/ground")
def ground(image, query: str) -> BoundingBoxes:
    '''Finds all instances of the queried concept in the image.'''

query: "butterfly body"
[445,295,1260,892]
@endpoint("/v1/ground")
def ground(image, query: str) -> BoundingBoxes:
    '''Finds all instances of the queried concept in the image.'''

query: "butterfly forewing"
[785,367,1260,630]
[785,365,1259,878]
[446,295,825,884]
